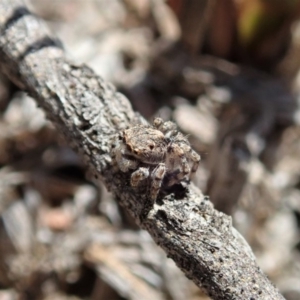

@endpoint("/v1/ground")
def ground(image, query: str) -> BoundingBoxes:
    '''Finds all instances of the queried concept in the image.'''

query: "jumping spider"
[113,118,200,200]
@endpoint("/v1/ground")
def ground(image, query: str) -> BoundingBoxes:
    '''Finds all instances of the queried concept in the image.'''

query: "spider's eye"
[165,137,171,143]
[149,145,154,150]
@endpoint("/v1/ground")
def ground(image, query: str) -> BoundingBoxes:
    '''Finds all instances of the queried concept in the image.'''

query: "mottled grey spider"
[113,118,200,200]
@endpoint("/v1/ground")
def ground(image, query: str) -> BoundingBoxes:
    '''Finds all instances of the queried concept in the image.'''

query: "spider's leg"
[153,117,164,129]
[119,157,138,172]
[131,167,149,187]
[153,118,177,135]
[187,149,201,175]
[150,163,166,200]
[114,144,138,172]
[165,143,191,186]
[174,137,200,176]
[168,156,190,186]
[179,156,190,179]
[162,121,177,136]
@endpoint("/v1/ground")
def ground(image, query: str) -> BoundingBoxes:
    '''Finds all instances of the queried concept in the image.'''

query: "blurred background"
[1,0,300,299]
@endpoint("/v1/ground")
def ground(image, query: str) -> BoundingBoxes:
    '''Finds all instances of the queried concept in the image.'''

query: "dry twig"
[0,0,284,299]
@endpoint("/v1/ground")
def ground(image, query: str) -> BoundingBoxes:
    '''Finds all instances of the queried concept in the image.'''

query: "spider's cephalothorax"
[113,118,200,200]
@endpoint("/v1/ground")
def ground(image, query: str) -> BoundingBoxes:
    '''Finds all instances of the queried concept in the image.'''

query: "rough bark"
[0,0,284,299]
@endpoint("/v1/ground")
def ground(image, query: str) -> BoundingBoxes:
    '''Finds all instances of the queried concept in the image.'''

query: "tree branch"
[0,0,284,299]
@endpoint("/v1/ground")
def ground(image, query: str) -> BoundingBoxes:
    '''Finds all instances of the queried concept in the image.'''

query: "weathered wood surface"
[0,0,284,299]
